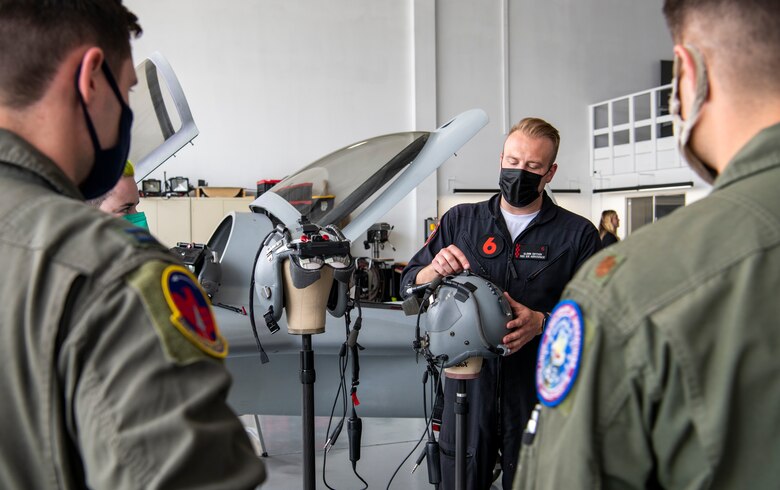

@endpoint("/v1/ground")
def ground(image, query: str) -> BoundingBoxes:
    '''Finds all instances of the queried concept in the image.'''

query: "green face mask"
[123,211,149,230]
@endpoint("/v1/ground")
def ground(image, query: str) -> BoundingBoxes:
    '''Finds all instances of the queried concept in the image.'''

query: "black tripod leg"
[301,335,316,490]
[455,379,468,490]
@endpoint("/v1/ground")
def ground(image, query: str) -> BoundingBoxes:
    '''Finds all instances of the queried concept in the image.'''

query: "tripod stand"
[300,334,316,490]
[444,356,483,490]
[454,379,468,490]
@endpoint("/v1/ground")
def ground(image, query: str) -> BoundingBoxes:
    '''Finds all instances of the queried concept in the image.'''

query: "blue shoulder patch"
[536,300,584,407]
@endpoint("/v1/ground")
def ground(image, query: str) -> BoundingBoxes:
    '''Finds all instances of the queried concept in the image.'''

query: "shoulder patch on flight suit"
[590,253,625,285]
[424,223,440,246]
[536,300,584,407]
[162,265,228,359]
[127,262,228,364]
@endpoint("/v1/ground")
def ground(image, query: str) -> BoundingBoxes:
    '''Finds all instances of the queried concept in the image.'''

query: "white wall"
[435,0,674,215]
[124,0,677,258]
[126,0,414,190]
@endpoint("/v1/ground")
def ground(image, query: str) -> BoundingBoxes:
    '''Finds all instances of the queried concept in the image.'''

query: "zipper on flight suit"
[525,247,570,282]
[461,236,491,277]
[496,214,540,449]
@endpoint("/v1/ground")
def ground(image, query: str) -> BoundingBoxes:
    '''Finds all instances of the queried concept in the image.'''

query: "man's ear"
[544,163,558,183]
[673,45,698,119]
[75,47,105,105]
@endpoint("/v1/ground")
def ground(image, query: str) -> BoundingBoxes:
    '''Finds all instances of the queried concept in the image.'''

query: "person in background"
[402,117,601,489]
[514,0,780,488]
[88,160,148,228]
[0,1,265,488]
[598,209,620,247]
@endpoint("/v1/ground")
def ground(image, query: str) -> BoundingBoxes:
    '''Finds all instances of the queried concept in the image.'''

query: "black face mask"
[499,168,546,208]
[76,61,134,200]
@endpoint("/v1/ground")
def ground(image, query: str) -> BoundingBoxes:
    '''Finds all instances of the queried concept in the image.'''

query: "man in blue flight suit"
[402,117,601,489]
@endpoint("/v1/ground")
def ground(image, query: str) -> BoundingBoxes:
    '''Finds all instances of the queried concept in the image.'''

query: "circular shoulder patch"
[536,300,584,407]
[478,234,504,258]
[161,265,228,358]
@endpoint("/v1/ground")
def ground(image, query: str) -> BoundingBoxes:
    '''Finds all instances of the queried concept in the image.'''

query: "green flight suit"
[514,122,780,489]
[0,129,266,489]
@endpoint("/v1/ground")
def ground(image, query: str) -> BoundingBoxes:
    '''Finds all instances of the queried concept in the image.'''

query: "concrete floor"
[240,414,501,489]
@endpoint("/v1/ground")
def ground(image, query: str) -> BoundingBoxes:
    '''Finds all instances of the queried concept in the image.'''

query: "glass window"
[128,55,198,181]
[658,88,672,116]
[634,93,652,121]
[612,98,630,126]
[594,104,609,130]
[657,122,674,139]
[628,196,653,233]
[268,132,429,226]
[655,194,685,220]
[613,129,630,146]
[634,125,652,142]
[627,193,686,234]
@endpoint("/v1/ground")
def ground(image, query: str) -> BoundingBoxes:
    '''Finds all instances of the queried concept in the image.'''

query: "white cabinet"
[138,197,255,248]
[589,84,685,188]
[191,197,254,243]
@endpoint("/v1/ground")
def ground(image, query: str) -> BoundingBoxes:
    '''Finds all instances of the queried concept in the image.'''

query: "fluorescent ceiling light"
[593,181,693,194]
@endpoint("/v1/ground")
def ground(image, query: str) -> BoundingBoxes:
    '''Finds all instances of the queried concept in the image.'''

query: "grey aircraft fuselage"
[210,109,489,418]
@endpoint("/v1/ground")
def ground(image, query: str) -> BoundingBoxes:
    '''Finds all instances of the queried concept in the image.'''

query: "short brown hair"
[663,0,780,94]
[507,117,560,165]
[0,0,142,108]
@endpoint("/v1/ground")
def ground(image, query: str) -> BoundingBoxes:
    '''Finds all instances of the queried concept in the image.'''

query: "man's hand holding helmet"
[416,245,471,284]
[501,292,545,355]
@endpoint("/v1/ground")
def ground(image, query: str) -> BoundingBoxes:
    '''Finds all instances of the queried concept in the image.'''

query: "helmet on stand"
[253,217,354,332]
[423,272,513,368]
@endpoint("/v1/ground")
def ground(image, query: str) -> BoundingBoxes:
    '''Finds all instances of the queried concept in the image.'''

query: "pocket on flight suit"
[438,439,478,486]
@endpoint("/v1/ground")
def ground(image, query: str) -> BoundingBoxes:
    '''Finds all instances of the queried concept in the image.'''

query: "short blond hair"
[507,117,560,165]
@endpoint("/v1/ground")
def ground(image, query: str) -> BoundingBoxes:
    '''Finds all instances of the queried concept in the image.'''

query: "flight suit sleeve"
[573,223,602,272]
[514,313,659,490]
[59,261,266,490]
[400,210,455,295]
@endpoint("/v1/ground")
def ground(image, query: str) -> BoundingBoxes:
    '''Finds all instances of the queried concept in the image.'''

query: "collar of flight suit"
[713,121,780,192]
[0,128,84,200]
[489,190,558,230]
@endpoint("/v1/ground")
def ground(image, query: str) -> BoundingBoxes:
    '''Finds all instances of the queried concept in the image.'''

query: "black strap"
[430,367,444,430]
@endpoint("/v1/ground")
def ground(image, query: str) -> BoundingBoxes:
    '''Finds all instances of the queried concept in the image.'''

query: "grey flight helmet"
[253,217,354,332]
[423,272,513,367]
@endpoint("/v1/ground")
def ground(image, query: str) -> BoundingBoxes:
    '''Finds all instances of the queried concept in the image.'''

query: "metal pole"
[301,334,316,490]
[455,379,468,490]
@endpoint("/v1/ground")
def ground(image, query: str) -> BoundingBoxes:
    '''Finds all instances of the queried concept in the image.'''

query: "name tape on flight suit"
[536,300,584,407]
[514,243,549,260]
[161,265,228,359]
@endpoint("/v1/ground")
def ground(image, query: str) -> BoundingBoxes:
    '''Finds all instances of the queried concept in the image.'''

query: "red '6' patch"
[478,235,504,258]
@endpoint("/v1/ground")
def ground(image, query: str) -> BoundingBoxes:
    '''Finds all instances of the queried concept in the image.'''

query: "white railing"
[589,84,683,186]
